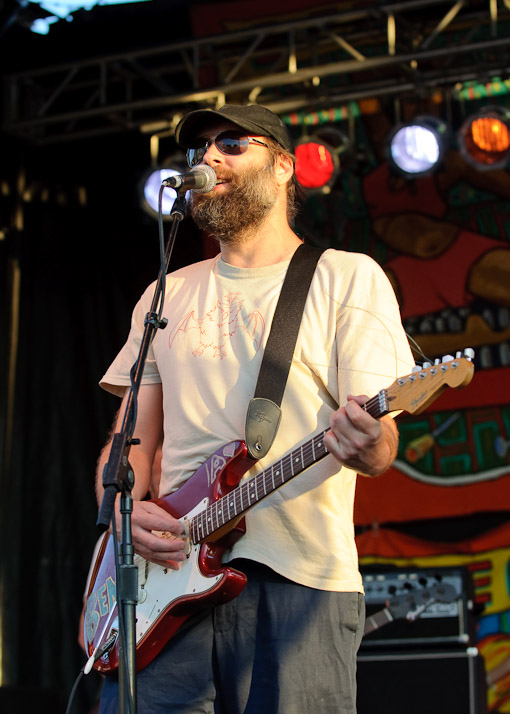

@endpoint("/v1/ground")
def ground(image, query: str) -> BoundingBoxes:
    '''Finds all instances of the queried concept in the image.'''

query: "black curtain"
[0,132,203,713]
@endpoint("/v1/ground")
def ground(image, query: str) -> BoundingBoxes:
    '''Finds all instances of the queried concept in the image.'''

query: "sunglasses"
[186,131,269,167]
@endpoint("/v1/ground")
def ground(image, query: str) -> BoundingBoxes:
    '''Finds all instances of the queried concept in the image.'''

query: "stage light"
[139,164,186,220]
[295,139,337,191]
[387,116,448,177]
[458,106,510,170]
[294,128,350,192]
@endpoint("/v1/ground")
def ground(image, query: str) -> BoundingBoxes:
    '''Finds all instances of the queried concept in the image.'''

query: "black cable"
[64,667,85,714]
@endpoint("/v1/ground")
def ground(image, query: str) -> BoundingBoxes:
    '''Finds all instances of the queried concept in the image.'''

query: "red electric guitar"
[84,351,474,674]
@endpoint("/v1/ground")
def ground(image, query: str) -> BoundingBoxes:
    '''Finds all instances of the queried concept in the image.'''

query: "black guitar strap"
[245,243,324,459]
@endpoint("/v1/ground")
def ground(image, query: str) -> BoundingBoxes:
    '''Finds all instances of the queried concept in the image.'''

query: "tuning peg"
[434,358,441,365]
[412,365,422,373]
[422,362,432,369]
[441,355,454,362]
[463,347,475,361]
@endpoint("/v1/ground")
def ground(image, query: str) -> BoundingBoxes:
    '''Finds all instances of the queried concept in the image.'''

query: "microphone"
[161,165,217,193]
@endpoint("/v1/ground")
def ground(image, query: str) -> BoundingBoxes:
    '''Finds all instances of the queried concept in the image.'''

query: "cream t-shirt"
[100,248,414,592]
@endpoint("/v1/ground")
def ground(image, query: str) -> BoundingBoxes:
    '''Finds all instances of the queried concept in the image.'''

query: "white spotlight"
[388,117,448,177]
[140,167,185,219]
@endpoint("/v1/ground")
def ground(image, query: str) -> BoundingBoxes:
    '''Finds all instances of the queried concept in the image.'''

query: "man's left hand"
[324,395,397,476]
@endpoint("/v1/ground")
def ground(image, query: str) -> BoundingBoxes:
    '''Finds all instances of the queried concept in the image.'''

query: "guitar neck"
[188,389,390,544]
[364,608,394,636]
[187,352,475,545]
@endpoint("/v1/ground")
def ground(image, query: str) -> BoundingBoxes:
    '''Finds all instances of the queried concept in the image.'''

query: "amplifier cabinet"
[357,648,488,714]
[361,566,476,649]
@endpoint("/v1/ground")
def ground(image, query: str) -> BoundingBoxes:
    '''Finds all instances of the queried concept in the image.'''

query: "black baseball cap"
[175,104,294,153]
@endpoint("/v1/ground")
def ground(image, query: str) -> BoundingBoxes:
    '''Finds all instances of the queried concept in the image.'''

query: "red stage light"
[295,140,338,190]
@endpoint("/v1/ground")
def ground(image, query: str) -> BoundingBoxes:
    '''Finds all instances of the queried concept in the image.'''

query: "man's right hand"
[116,500,188,569]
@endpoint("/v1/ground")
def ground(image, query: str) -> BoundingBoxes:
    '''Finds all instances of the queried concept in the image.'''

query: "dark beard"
[189,160,278,244]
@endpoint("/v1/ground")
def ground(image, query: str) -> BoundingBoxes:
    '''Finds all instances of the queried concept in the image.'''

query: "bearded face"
[189,157,278,244]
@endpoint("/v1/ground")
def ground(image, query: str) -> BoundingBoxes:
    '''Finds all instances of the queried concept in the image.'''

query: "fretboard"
[189,388,389,544]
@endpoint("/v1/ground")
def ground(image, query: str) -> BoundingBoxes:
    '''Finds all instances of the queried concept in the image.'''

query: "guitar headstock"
[386,349,475,415]
[387,582,458,621]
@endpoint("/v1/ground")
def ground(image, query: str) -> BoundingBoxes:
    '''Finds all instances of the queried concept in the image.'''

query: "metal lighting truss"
[3,0,510,144]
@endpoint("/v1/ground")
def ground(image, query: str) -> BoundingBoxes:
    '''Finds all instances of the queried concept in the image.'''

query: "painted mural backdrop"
[292,109,510,712]
[350,146,510,525]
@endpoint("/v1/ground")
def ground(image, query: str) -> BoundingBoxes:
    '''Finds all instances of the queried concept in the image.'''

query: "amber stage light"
[458,106,510,170]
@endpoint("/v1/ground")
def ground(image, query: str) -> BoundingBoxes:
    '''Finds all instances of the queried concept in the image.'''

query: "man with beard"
[95,104,414,714]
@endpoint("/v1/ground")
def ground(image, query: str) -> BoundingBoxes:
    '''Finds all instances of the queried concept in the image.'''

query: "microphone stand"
[96,187,188,714]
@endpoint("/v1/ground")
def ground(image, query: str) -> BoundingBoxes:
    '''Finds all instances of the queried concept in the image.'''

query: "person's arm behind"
[95,382,187,569]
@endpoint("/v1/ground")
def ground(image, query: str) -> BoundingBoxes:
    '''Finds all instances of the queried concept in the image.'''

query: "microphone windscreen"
[191,165,217,193]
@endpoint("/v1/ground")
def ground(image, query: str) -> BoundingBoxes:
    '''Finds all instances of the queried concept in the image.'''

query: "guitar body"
[85,439,252,673]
